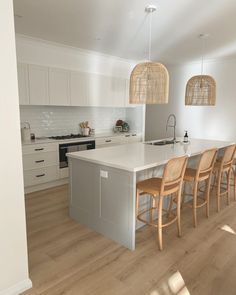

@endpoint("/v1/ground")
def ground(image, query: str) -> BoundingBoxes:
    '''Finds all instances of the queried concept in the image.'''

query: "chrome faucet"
[166,114,177,142]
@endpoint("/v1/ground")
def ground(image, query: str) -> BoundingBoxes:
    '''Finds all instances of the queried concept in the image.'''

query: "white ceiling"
[13,0,236,64]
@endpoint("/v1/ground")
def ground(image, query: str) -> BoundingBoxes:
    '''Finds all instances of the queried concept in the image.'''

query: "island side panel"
[69,157,136,250]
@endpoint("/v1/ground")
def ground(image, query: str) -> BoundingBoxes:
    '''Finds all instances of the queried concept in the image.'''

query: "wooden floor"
[23,184,236,295]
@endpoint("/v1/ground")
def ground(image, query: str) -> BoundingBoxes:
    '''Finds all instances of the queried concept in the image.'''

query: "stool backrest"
[221,144,236,170]
[161,155,188,194]
[197,148,218,175]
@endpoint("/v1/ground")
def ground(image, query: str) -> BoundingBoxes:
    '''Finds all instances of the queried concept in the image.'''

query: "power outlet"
[100,170,108,178]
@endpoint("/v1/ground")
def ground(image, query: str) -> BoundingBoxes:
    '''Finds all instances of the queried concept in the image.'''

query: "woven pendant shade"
[185,75,216,106]
[129,62,169,104]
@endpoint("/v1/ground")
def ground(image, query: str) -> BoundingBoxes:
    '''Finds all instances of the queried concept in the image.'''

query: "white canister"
[82,127,90,136]
[21,127,31,142]
[21,122,31,142]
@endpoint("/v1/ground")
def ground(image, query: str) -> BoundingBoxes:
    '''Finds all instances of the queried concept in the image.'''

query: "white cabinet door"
[49,68,70,106]
[87,73,110,106]
[111,77,126,107]
[28,65,49,105]
[70,71,88,106]
[17,63,30,105]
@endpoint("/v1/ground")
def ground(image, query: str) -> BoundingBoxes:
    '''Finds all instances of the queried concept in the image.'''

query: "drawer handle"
[35,160,45,163]
[35,148,44,151]
[36,174,45,178]
[125,135,130,137]
[105,140,112,143]
[132,134,137,136]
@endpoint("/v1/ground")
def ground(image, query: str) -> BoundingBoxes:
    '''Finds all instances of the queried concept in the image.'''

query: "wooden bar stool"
[225,158,236,200]
[233,158,236,200]
[182,148,217,227]
[213,144,236,212]
[136,155,188,251]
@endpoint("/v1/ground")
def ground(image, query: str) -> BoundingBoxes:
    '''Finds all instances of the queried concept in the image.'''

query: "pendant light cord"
[201,36,206,75]
[148,10,152,61]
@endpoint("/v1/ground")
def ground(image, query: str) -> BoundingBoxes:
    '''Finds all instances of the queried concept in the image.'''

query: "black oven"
[59,140,95,168]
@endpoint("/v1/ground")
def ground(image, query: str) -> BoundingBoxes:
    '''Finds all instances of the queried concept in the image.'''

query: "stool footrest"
[137,207,177,228]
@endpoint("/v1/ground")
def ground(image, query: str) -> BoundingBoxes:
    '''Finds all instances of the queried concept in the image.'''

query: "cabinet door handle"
[105,140,112,143]
[35,148,44,151]
[35,160,45,163]
[36,173,45,178]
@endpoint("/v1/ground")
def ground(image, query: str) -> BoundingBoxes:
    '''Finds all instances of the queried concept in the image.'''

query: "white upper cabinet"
[70,71,88,106]
[28,65,49,105]
[111,77,126,107]
[87,73,109,106]
[19,63,128,107]
[49,68,70,106]
[17,63,30,105]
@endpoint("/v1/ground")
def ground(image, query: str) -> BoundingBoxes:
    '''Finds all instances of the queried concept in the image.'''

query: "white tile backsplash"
[20,105,143,137]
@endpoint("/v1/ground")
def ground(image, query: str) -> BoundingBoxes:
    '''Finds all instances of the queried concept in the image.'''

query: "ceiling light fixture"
[129,5,169,104]
[185,34,216,106]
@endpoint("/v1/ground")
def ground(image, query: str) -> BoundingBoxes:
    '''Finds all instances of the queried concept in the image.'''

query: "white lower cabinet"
[96,133,142,148]
[122,133,142,143]
[23,151,58,170]
[22,143,60,189]
[24,166,59,187]
[22,133,142,192]
[95,136,123,148]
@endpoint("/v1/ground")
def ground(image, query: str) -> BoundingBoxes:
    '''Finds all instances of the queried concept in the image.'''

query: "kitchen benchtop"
[21,131,140,145]
[67,138,234,172]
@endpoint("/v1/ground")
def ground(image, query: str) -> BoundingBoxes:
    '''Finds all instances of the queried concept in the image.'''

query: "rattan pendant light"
[129,5,169,104]
[185,34,216,106]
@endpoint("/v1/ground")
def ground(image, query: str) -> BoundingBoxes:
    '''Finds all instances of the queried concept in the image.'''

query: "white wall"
[0,1,31,295]
[145,59,236,142]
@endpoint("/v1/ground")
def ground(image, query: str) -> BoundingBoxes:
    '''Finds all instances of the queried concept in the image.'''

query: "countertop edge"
[67,139,234,172]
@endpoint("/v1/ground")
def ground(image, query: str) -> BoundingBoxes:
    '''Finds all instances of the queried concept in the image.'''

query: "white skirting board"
[0,278,32,295]
[24,178,68,194]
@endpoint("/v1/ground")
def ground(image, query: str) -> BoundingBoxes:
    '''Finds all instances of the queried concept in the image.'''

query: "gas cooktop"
[48,134,89,140]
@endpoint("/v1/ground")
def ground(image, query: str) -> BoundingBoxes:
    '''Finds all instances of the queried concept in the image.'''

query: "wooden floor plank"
[22,184,236,295]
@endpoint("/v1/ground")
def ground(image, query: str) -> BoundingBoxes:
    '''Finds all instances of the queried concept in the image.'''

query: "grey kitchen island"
[67,138,232,250]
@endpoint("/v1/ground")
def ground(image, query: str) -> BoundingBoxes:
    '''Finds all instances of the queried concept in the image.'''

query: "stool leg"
[181,182,186,209]
[234,168,236,201]
[217,172,221,212]
[206,178,211,218]
[211,171,217,192]
[227,170,231,206]
[158,197,163,251]
[177,189,182,237]
[136,189,140,218]
[150,196,155,224]
[167,194,173,218]
[193,182,198,227]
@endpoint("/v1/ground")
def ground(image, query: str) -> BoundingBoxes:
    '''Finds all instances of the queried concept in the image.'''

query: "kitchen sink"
[146,140,180,146]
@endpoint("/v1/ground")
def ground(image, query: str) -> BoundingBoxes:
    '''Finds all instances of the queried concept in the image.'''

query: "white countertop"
[67,138,234,172]
[21,136,96,145]
[21,131,140,145]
